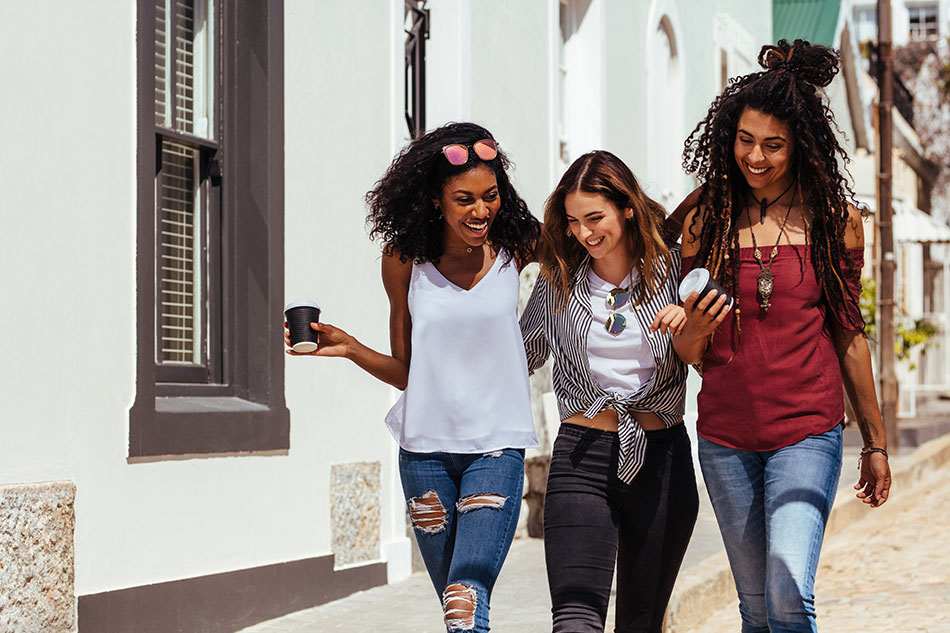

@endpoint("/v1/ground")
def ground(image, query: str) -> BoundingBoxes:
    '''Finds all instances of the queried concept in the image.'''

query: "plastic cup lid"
[678,268,710,301]
[284,300,320,312]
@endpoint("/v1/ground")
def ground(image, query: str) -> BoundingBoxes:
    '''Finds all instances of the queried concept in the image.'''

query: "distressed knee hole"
[442,583,477,631]
[407,489,447,534]
[456,493,507,513]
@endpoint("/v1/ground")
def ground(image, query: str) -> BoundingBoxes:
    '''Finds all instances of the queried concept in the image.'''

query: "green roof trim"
[773,0,841,47]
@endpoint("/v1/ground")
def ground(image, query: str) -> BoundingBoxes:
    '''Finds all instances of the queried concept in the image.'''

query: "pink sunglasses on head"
[441,138,498,165]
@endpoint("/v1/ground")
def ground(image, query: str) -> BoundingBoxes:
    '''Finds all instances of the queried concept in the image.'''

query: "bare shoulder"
[843,203,865,249]
[515,223,542,270]
[680,205,707,257]
[665,186,702,236]
[381,249,412,297]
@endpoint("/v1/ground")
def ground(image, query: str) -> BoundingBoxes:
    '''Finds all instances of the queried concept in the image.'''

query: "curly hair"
[682,39,862,335]
[538,150,671,310]
[365,122,540,265]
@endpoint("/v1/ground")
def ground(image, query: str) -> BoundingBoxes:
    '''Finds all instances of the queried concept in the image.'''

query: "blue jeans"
[399,448,525,633]
[699,424,843,633]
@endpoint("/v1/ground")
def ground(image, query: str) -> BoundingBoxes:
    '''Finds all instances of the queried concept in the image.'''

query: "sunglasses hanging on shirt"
[604,285,632,336]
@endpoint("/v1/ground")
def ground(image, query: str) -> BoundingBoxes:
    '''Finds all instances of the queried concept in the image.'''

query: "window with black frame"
[154,0,219,381]
[132,0,288,458]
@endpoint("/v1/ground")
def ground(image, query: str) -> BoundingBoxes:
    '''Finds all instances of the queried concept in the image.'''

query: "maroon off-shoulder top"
[682,245,864,451]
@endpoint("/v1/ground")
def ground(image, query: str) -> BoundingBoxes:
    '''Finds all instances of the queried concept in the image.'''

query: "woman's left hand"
[854,452,891,507]
[651,304,687,335]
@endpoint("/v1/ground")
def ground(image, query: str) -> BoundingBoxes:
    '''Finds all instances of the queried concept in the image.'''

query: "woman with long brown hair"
[521,150,697,633]
[674,40,891,632]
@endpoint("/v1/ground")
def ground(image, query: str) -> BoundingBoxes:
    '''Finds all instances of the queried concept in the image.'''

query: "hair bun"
[758,39,838,88]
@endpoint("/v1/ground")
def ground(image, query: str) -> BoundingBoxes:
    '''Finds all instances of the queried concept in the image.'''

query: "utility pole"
[877,0,899,452]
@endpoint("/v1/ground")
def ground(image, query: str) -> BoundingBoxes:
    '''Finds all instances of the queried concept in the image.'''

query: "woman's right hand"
[681,290,732,338]
[673,290,732,364]
[284,321,353,358]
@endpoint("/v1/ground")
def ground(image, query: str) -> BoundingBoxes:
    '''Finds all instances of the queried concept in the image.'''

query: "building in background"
[0,2,772,632]
[775,0,950,415]
[852,0,950,43]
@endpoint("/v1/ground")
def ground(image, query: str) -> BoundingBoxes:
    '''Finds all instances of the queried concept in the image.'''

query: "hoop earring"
[565,226,572,236]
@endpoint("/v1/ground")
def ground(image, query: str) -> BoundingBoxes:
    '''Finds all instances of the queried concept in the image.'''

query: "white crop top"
[384,251,538,453]
[586,268,656,396]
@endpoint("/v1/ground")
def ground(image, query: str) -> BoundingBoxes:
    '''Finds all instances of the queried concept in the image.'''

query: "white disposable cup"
[678,268,733,312]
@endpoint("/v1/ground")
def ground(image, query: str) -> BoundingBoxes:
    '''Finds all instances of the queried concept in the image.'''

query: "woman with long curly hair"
[286,122,540,632]
[673,40,892,632]
[521,150,697,633]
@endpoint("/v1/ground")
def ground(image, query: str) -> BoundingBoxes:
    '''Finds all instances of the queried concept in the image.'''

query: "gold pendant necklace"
[746,184,796,312]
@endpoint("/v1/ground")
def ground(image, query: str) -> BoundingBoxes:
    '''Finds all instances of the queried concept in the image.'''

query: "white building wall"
[283,0,412,582]
[602,0,770,206]
[468,0,559,213]
[1,0,778,606]
[0,0,415,598]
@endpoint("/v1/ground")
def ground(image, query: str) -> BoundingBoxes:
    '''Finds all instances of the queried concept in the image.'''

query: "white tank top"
[384,251,538,453]
[586,267,656,396]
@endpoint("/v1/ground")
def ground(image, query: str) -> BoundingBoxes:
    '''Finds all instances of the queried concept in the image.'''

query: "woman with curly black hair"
[673,40,892,632]
[286,122,540,632]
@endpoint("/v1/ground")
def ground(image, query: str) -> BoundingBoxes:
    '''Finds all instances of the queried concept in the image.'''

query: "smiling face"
[733,107,794,197]
[437,164,501,250]
[564,190,632,264]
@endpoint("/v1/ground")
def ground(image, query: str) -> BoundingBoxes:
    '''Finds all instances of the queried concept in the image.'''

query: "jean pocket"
[551,435,574,458]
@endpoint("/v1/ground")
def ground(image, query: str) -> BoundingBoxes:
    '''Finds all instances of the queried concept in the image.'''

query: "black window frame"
[131,0,289,458]
[404,0,429,140]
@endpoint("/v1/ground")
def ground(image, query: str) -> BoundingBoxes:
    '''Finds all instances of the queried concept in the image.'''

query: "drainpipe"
[877,0,899,451]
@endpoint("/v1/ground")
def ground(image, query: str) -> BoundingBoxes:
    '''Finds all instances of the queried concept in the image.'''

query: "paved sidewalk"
[240,433,950,633]
[240,480,723,633]
[692,463,950,633]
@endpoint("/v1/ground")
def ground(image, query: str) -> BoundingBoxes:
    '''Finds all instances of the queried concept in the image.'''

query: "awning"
[856,196,950,244]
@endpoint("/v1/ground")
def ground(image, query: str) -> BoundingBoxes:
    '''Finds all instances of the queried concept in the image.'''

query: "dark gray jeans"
[544,422,699,633]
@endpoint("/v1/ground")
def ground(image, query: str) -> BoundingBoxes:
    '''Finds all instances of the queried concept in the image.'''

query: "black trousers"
[543,422,699,633]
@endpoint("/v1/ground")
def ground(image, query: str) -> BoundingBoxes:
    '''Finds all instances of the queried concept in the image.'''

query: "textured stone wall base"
[0,481,76,633]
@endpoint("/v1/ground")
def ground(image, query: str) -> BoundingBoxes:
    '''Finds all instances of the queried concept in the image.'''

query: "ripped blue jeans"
[399,448,525,633]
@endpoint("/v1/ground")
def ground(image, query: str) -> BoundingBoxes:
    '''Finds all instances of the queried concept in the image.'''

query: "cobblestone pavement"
[690,464,950,633]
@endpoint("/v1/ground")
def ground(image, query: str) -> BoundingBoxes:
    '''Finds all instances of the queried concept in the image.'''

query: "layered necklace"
[745,182,797,312]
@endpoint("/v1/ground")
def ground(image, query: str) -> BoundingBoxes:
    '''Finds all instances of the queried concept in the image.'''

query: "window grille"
[174,0,196,133]
[153,0,215,372]
[155,0,167,125]
[158,140,201,364]
[909,4,939,40]
[133,0,289,457]
[154,0,217,370]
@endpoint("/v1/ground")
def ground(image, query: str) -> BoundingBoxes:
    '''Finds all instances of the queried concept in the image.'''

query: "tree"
[905,39,950,221]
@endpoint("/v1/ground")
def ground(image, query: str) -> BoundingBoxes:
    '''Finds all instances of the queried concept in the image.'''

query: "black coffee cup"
[679,268,733,313]
[284,301,321,353]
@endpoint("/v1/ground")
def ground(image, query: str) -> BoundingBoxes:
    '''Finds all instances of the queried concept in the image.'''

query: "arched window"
[647,14,684,211]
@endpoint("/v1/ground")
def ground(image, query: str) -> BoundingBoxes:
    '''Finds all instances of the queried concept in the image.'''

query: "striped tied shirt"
[520,246,687,484]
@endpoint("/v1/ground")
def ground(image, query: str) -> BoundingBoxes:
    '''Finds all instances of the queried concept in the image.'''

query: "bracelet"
[860,447,889,459]
[857,446,888,470]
